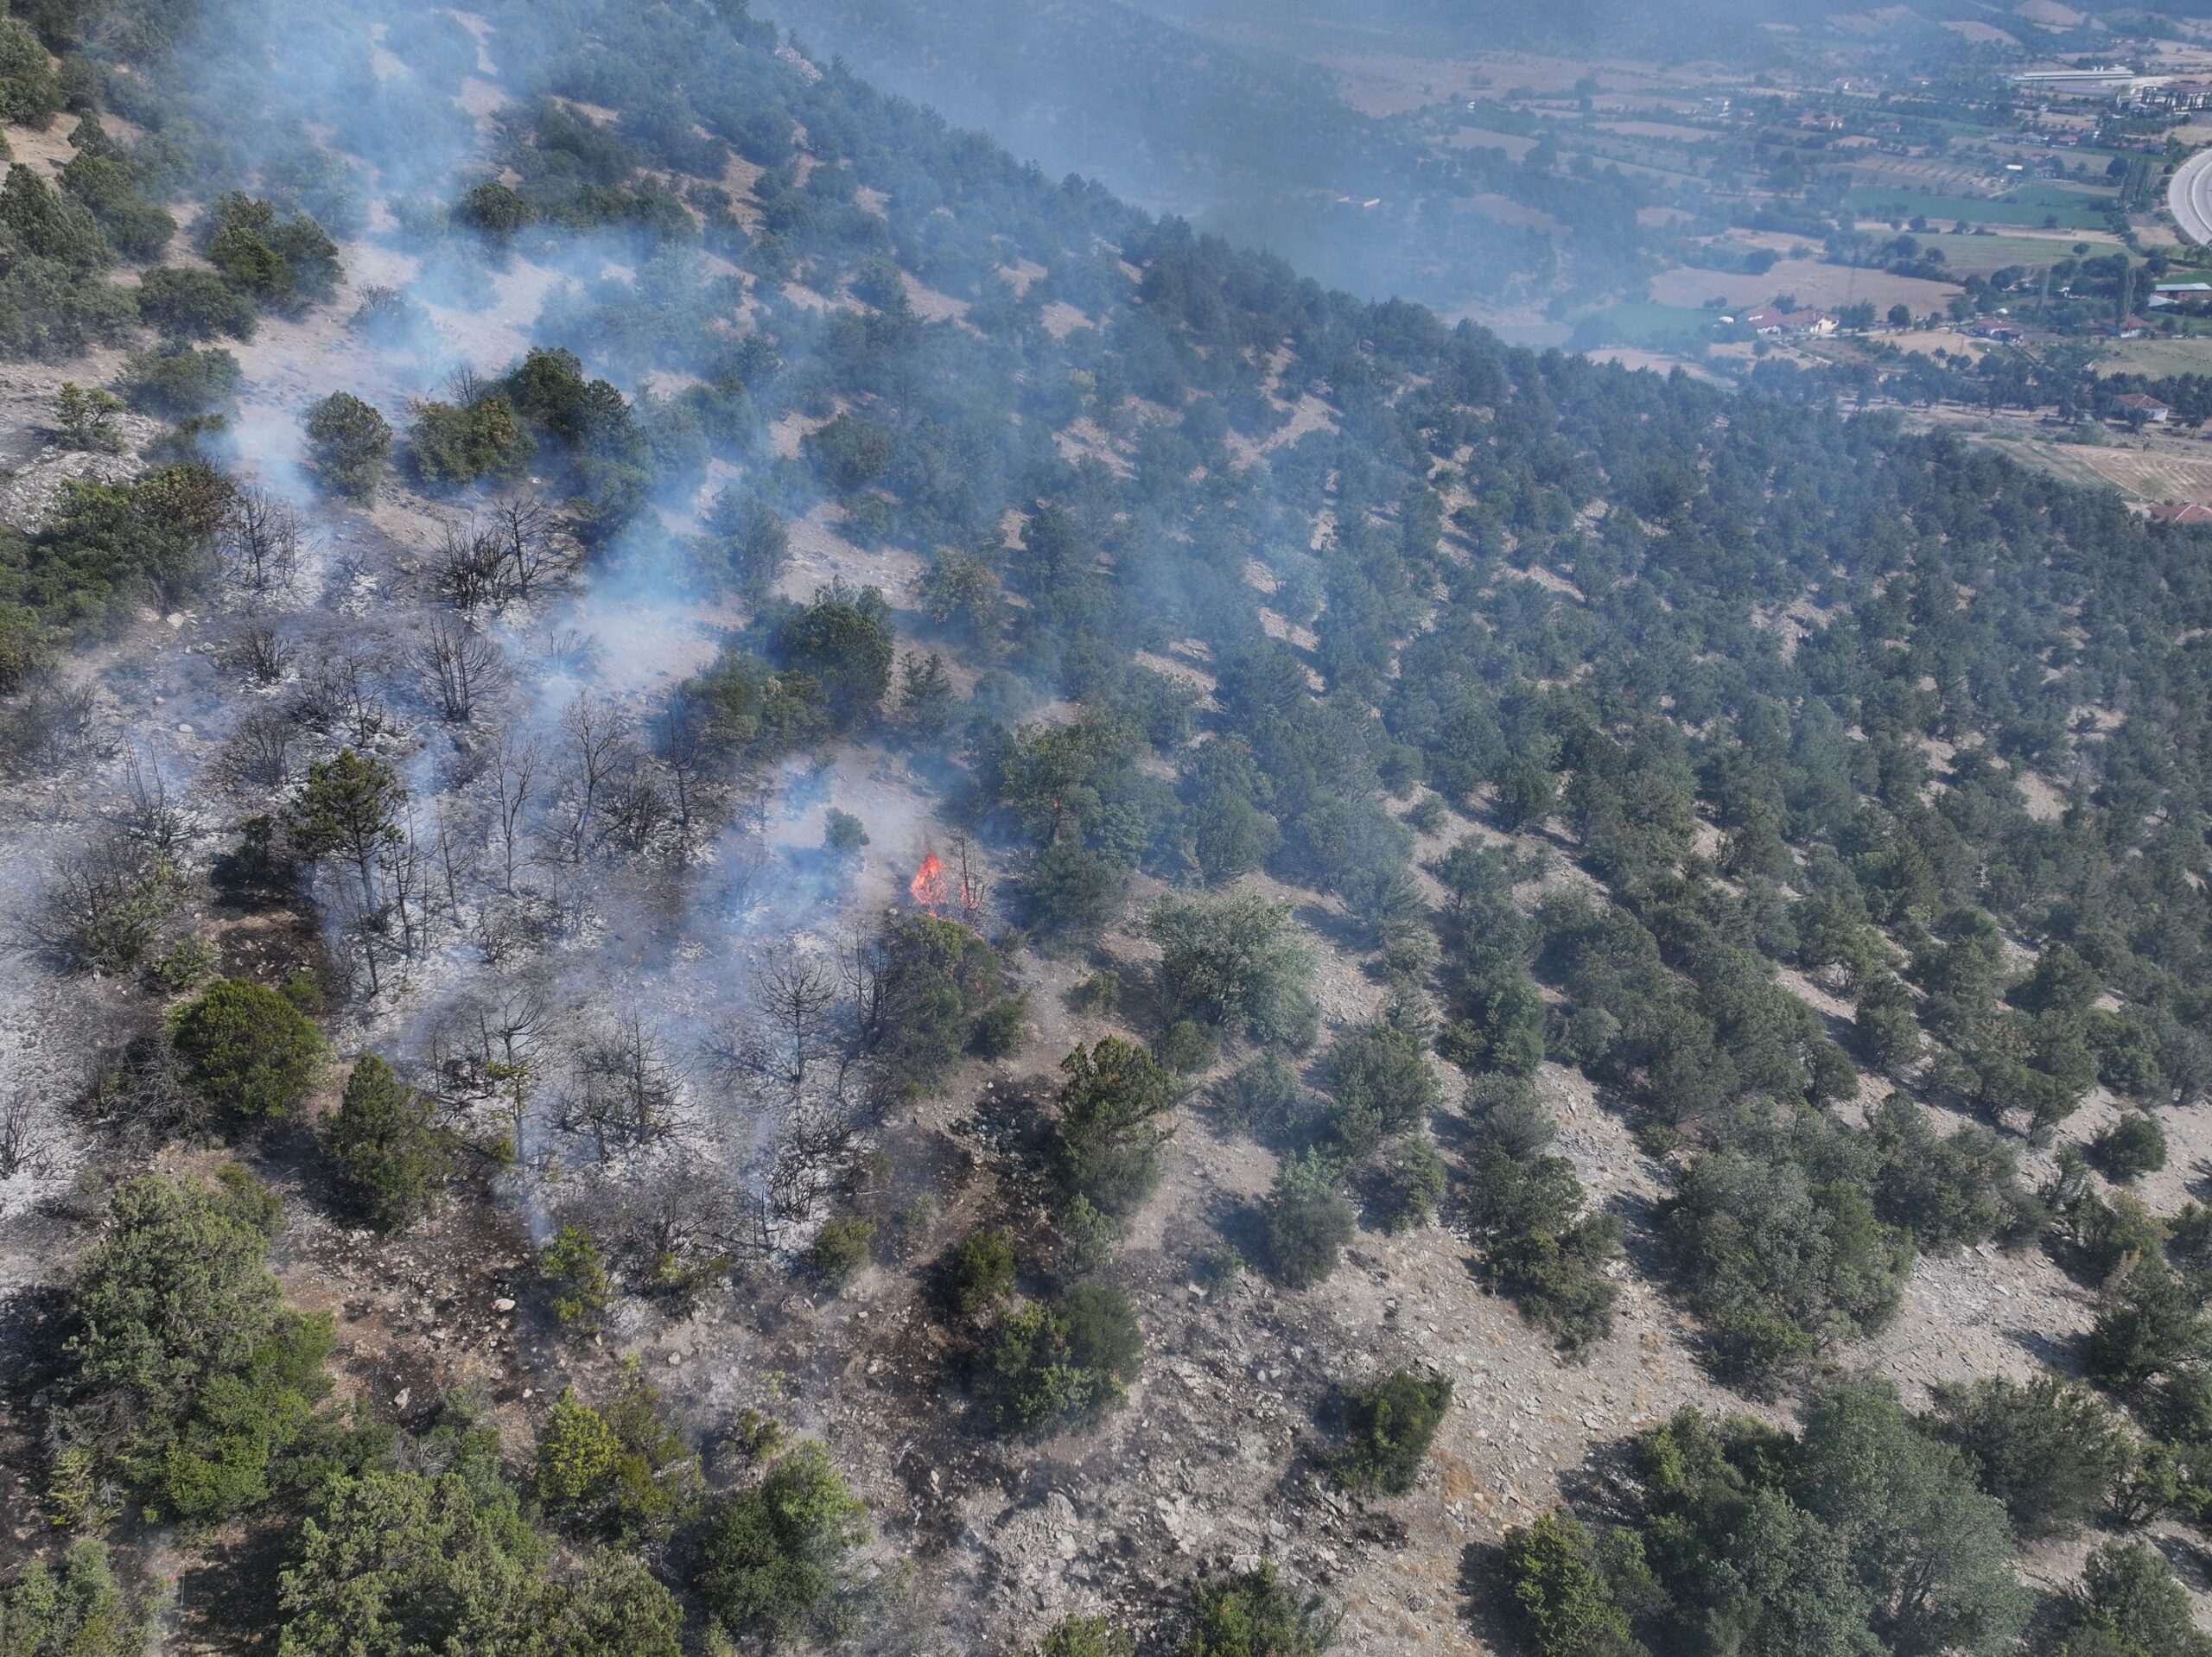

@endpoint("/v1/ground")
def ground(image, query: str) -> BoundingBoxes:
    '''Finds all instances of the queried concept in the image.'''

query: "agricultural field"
[2089,333,2212,378]
[1845,181,2123,232]
[2066,440,2212,501]
[1910,228,2133,274]
[1647,256,1961,315]
[1445,124,1536,159]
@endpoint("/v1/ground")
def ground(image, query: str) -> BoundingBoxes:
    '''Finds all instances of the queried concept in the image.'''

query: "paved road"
[2171,148,2212,245]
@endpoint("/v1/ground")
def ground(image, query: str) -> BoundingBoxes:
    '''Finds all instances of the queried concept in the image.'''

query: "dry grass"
[2089,336,2212,379]
[1647,256,1956,314]
[2067,443,2212,503]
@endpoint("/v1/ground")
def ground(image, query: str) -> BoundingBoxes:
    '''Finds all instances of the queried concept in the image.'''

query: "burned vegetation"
[0,0,2209,1654]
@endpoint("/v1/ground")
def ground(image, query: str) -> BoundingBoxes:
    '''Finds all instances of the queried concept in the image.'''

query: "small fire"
[910,850,947,911]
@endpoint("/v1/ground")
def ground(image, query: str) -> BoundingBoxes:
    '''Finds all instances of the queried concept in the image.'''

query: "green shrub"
[0,1540,152,1657]
[56,144,173,259]
[200,194,340,304]
[539,1225,613,1330]
[1066,968,1121,1015]
[1469,1073,1554,1158]
[969,994,1029,1058]
[1656,1142,1910,1392]
[1333,1368,1452,1495]
[321,1053,452,1230]
[1261,1152,1354,1290]
[2082,1255,2209,1390]
[1498,1512,1633,1657]
[1155,1017,1217,1073]
[11,458,233,633]
[303,390,393,499]
[168,977,323,1120]
[119,344,241,417]
[2168,1201,2212,1304]
[1405,794,1448,835]
[1867,1093,2037,1253]
[0,602,45,691]
[891,1193,939,1258]
[534,1386,619,1514]
[2051,1540,2212,1657]
[822,806,868,856]
[456,179,531,239]
[1369,1135,1446,1233]
[276,1446,682,1657]
[1211,1049,1306,1133]
[1052,1037,1177,1217]
[1483,1215,1623,1357]
[408,393,535,488]
[1058,1193,1117,1274]
[696,1440,868,1642]
[1923,1374,2134,1540]
[1464,1140,1621,1354]
[2050,1159,2169,1285]
[1316,1021,1440,1157]
[137,265,257,340]
[1029,1615,1133,1657]
[985,1282,1143,1434]
[148,934,215,990]
[1020,836,1123,943]
[0,18,63,126]
[1145,889,1319,1048]
[0,169,89,269]
[855,913,1006,1097]
[807,1216,875,1289]
[54,381,124,451]
[54,1171,334,1523]
[1182,1560,1338,1657]
[532,1359,701,1541]
[2088,1113,2168,1183]
[775,579,893,731]
[950,1227,1015,1315]
[45,841,186,973]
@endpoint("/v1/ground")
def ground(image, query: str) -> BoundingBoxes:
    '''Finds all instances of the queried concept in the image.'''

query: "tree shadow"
[2002,1322,2079,1375]
[1290,899,1371,959]
[171,1513,297,1652]
[1458,1537,1522,1651]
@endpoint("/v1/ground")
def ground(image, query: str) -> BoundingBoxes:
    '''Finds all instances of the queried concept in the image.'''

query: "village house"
[2113,392,2172,423]
[1743,305,1839,337]
[2149,503,2212,524]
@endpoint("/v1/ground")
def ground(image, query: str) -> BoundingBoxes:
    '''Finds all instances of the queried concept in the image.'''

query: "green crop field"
[1845,182,2121,231]
[1904,230,2135,275]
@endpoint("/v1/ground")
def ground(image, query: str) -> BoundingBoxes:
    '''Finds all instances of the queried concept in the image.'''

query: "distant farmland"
[1846,182,2120,231]
[1915,229,2133,275]
[2068,444,2212,503]
[1648,256,1956,314]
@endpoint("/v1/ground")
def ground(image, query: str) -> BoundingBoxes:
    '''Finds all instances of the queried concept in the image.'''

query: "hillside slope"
[0,0,2206,1654]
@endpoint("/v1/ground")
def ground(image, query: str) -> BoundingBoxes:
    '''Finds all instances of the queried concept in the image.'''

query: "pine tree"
[322,1053,450,1229]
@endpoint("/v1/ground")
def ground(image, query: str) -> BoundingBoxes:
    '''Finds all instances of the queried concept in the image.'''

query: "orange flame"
[910,850,947,911]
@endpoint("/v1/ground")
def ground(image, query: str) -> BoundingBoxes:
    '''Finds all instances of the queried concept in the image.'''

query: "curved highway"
[2170,146,2212,245]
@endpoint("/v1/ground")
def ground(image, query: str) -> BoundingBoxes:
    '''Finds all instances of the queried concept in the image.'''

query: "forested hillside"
[0,0,2206,1653]
[781,0,1648,310]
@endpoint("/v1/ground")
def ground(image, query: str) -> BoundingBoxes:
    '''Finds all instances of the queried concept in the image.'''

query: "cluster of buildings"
[1741,305,1839,337]
[2123,79,2212,114]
